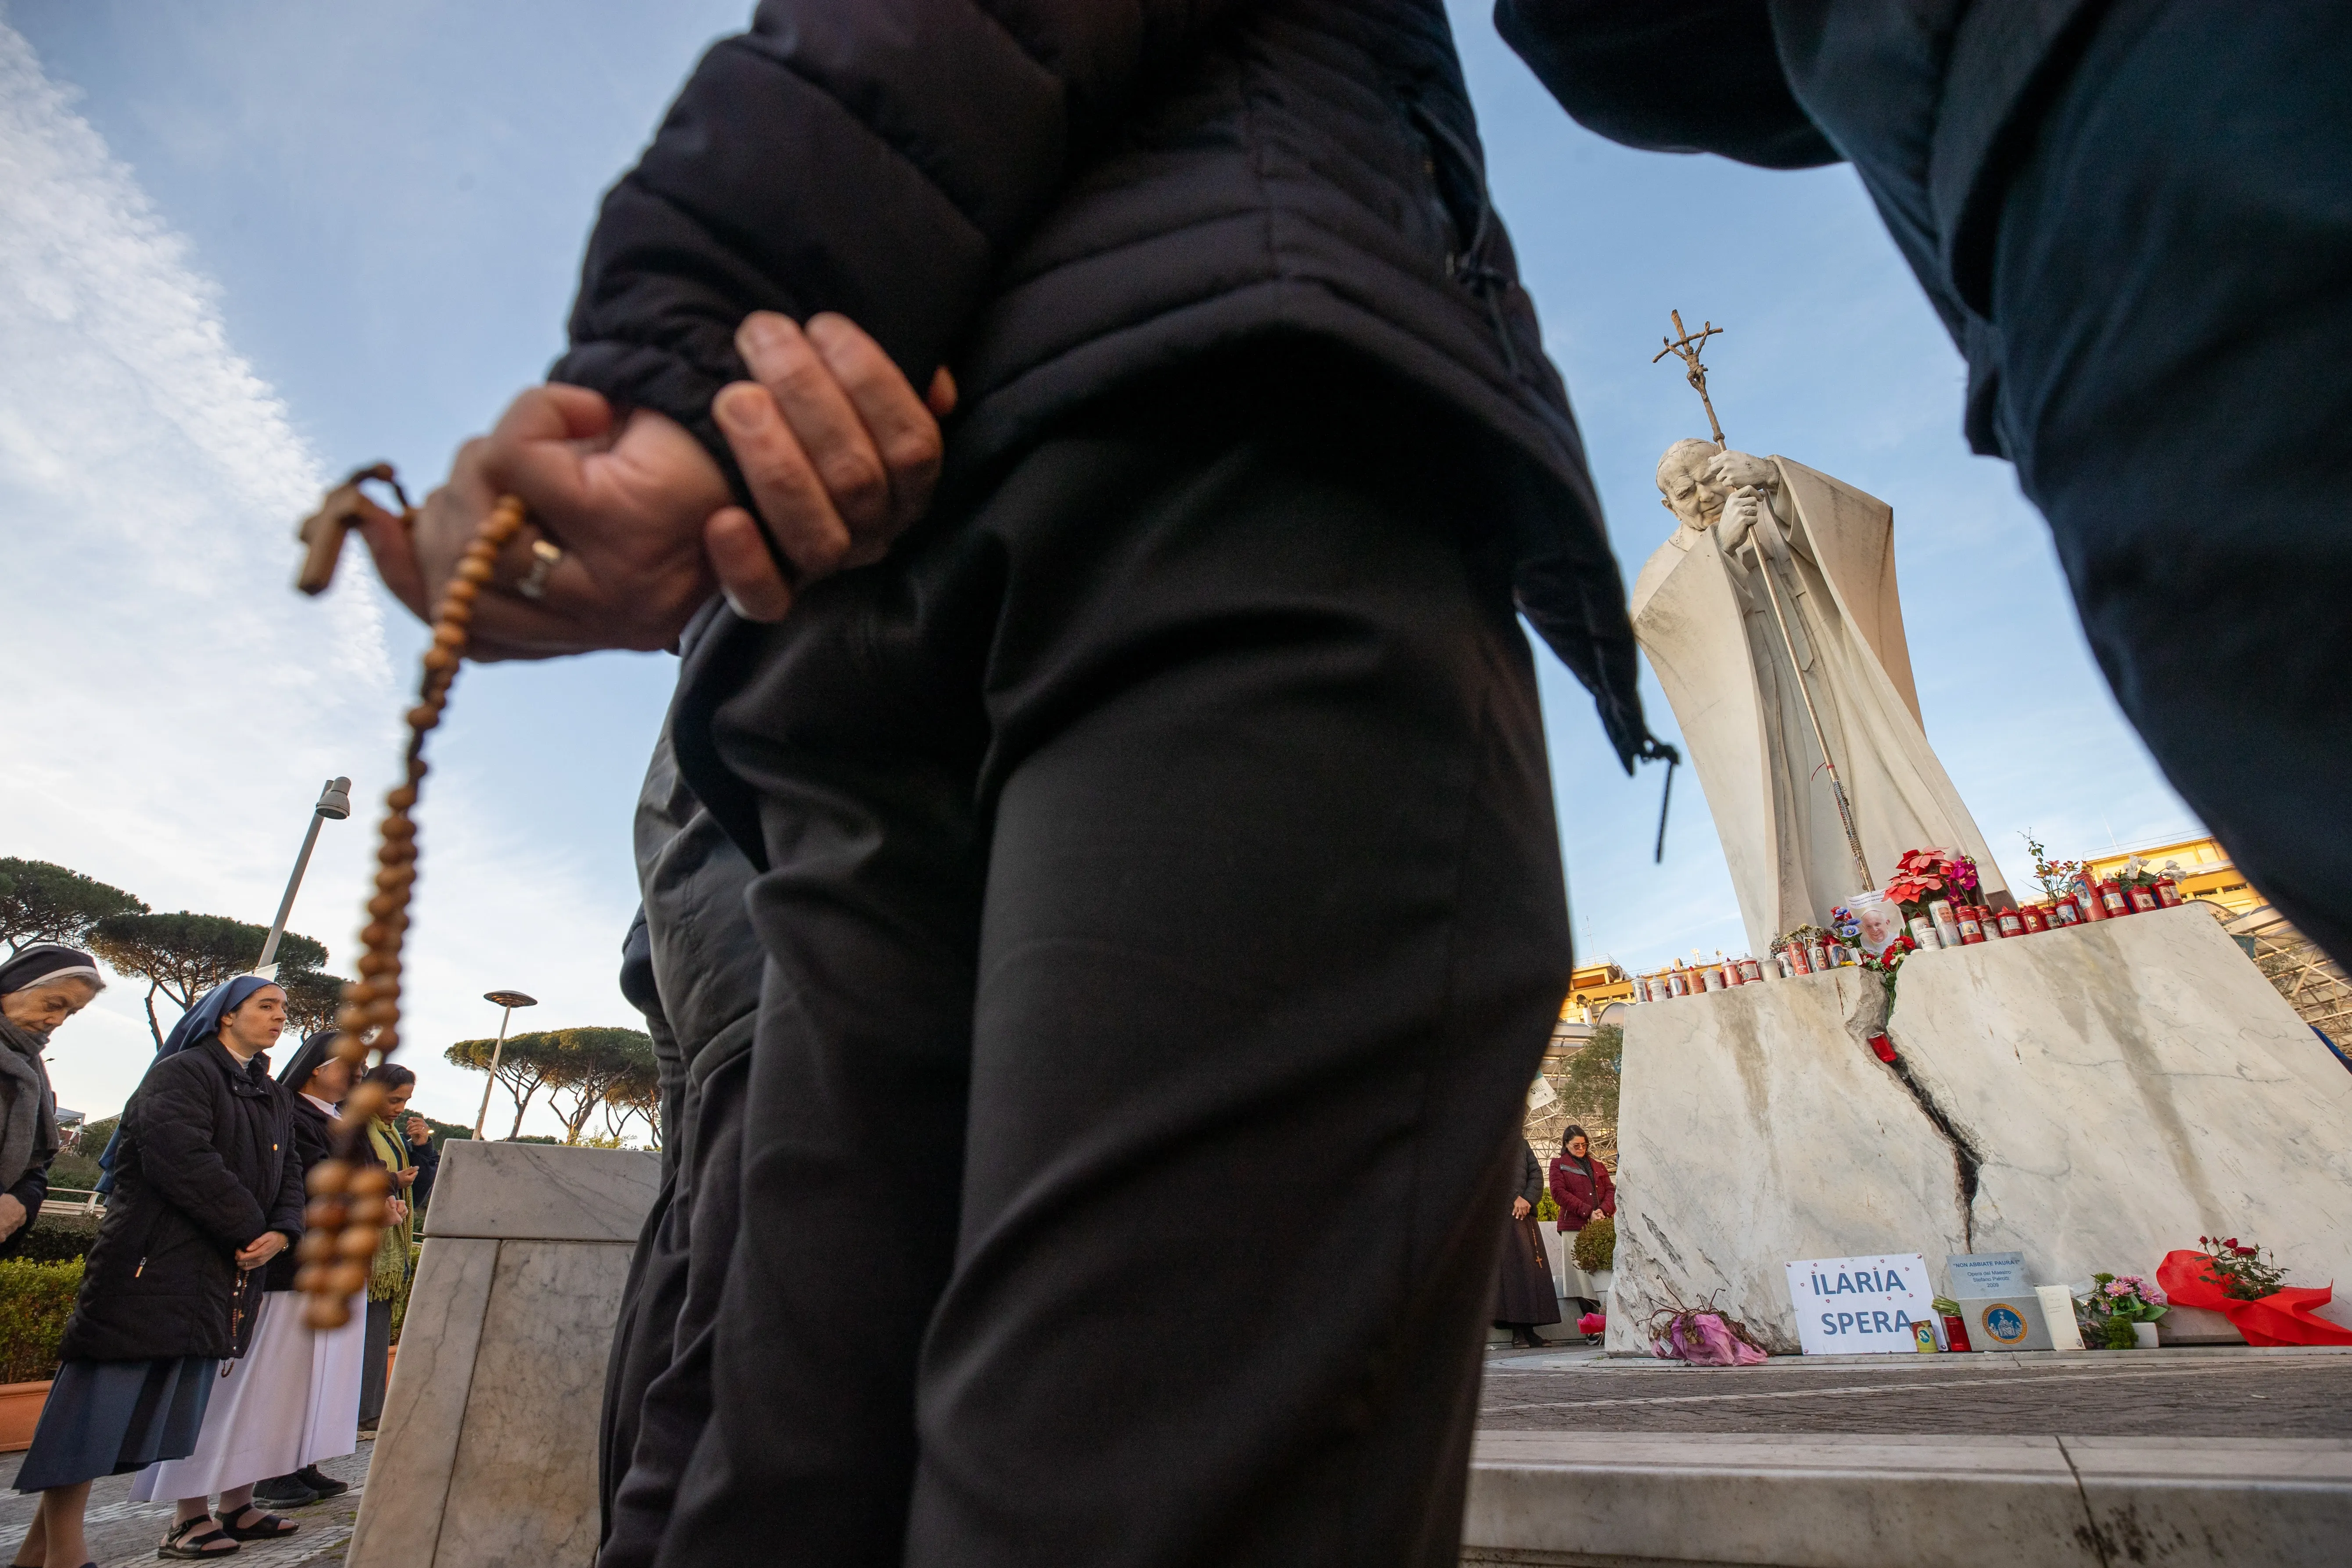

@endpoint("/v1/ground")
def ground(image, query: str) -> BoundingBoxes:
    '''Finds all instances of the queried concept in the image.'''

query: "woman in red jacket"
[1549,1126,1617,1333]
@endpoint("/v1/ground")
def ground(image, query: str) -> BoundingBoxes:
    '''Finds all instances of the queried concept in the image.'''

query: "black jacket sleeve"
[1518,1141,1545,1206]
[131,1057,271,1250]
[2,1166,46,1255]
[409,1132,441,1212]
[549,0,1251,479]
[1493,0,1839,170]
[265,1119,307,1241]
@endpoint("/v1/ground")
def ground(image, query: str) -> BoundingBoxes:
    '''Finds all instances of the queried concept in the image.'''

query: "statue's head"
[1656,438,1726,531]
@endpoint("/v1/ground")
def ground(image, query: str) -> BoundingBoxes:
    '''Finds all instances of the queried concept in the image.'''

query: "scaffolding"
[2226,904,2352,1045]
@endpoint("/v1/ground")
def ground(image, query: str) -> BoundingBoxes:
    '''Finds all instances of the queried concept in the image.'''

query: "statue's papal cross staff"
[1655,312,1876,895]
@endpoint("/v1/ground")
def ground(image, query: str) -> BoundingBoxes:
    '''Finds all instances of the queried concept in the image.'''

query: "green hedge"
[15,1208,101,1264]
[0,1258,82,1384]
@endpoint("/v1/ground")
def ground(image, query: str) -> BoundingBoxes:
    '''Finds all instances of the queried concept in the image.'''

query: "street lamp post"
[256,777,352,973]
[470,989,539,1140]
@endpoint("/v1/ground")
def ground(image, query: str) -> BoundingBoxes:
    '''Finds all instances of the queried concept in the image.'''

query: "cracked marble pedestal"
[1607,906,2352,1354]
[347,1141,660,1568]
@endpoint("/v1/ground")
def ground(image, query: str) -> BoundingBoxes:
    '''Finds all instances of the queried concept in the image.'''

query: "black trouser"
[359,1297,391,1424]
[653,361,1571,1568]
[1987,0,2352,967]
[602,1013,754,1568]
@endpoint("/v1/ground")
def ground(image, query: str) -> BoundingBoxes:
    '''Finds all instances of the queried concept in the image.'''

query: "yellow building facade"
[1563,961,1635,1019]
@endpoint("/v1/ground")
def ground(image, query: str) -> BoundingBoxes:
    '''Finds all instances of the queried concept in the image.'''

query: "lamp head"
[316,777,353,820]
[483,990,538,1010]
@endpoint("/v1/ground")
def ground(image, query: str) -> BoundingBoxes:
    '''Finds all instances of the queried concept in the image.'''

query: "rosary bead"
[305,1297,353,1331]
[305,1160,351,1197]
[386,785,418,811]
[323,1261,369,1298]
[348,1163,393,1198]
[423,647,457,673]
[337,1225,382,1260]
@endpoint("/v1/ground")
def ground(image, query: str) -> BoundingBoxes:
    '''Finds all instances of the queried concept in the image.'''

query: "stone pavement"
[0,1441,372,1568]
[1478,1342,2352,1436]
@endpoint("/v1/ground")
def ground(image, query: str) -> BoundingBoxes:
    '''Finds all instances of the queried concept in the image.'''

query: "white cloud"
[0,20,642,1135]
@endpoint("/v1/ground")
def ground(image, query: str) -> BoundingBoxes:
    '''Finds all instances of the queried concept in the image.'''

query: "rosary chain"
[297,492,528,1329]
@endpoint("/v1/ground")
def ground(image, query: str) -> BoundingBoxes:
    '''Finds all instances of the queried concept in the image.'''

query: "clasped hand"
[236,1230,289,1269]
[358,312,956,658]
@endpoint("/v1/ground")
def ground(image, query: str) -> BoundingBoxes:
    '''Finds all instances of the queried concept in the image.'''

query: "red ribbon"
[2157,1250,2352,1347]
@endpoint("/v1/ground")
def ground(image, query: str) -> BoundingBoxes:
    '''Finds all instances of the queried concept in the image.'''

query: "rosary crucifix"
[1652,309,1727,450]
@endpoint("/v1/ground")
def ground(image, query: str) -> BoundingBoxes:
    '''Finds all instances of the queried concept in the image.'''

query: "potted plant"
[1573,1212,1616,1302]
[2076,1273,2168,1349]
[2157,1235,2352,1348]
[2020,833,2081,902]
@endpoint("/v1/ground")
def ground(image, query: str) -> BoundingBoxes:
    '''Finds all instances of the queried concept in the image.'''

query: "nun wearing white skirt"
[134,1032,370,1524]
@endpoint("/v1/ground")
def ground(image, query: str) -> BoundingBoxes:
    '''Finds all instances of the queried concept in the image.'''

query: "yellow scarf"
[365,1116,416,1302]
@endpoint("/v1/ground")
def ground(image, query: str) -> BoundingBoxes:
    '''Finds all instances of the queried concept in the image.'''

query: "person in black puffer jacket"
[13,977,305,1567]
[1499,0,2352,973]
[352,5,1671,1564]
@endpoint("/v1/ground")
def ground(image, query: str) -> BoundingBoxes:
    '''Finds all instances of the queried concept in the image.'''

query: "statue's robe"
[1630,456,2007,954]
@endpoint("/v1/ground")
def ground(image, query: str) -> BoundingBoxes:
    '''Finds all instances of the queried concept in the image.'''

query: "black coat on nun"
[60,1041,305,1363]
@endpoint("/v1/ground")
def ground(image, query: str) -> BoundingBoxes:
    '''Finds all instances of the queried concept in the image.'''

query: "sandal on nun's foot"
[159,1518,241,1558]
[212,1507,298,1542]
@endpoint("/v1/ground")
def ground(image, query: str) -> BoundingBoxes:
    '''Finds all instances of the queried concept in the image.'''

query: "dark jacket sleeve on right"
[1493,0,1840,169]
[131,1055,270,1250]
[551,0,1250,483]
[409,1131,441,1212]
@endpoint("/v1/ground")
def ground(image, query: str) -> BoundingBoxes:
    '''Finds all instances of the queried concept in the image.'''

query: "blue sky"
[0,1,2196,1132]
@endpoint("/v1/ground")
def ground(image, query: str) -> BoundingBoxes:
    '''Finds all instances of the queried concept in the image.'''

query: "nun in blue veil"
[92,975,278,1200]
[12,974,307,1565]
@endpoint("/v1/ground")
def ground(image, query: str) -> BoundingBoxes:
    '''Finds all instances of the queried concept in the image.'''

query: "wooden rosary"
[289,466,528,1329]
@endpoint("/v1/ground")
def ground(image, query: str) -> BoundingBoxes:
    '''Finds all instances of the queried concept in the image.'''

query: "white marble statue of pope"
[1630,440,2007,954]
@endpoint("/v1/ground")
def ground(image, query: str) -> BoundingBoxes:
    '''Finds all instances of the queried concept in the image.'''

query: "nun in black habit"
[13,975,306,1566]
[0,944,103,1257]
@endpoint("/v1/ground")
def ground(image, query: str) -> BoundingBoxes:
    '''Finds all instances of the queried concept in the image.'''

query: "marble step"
[1462,1431,2352,1567]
